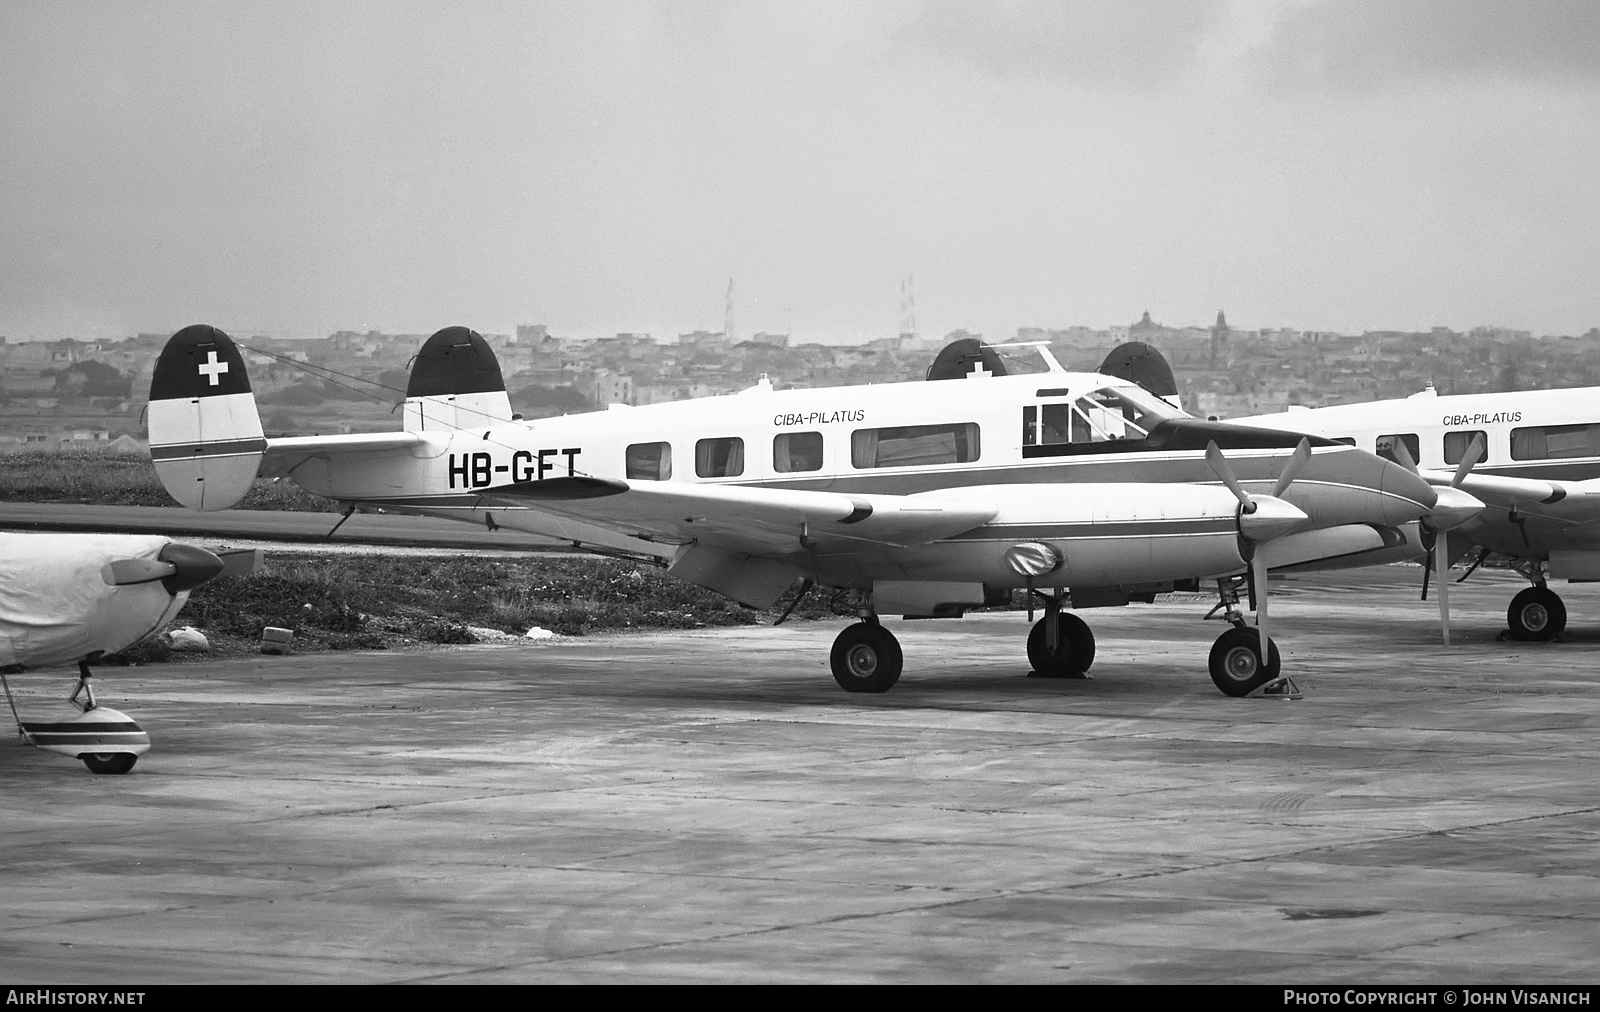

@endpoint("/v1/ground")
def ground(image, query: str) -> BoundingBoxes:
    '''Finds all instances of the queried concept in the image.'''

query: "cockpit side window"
[1022,403,1082,447]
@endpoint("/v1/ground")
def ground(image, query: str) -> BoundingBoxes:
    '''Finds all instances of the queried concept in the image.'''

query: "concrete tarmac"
[2,568,1598,984]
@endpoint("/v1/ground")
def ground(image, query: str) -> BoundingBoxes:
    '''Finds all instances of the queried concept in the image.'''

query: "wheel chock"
[1248,675,1303,700]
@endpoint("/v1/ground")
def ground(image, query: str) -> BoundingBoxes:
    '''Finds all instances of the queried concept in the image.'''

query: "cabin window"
[1375,433,1420,466]
[625,441,672,480]
[695,437,745,478]
[851,423,980,469]
[1444,430,1486,465]
[1510,423,1600,461]
[773,431,823,473]
[1331,437,1356,446]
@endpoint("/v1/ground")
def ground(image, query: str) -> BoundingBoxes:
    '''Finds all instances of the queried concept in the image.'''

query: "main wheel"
[1026,612,1096,677]
[82,752,138,775]
[830,622,903,693]
[1507,587,1566,641]
[1208,627,1282,697]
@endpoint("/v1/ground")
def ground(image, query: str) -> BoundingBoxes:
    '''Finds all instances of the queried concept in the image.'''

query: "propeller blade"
[1271,438,1312,499]
[1253,549,1270,662]
[1451,434,1486,489]
[101,558,177,587]
[1436,531,1452,646]
[216,548,264,580]
[1390,438,1420,474]
[1205,441,1254,512]
[1420,541,1433,602]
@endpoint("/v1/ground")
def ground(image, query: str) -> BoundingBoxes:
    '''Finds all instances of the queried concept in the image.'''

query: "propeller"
[1401,434,1486,645]
[101,544,261,595]
[1205,439,1315,663]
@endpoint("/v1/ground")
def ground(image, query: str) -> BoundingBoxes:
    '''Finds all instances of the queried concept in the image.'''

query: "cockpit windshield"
[1072,383,1183,443]
[1023,382,1184,455]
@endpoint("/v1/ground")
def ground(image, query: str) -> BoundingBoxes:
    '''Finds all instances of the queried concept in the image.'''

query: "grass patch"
[0,448,336,511]
[126,552,845,661]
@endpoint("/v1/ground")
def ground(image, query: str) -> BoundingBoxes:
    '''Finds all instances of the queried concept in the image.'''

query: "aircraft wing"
[1423,470,1600,526]
[478,477,999,559]
[257,433,428,479]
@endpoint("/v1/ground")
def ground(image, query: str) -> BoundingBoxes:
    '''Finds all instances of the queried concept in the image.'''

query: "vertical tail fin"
[402,326,514,432]
[147,325,265,511]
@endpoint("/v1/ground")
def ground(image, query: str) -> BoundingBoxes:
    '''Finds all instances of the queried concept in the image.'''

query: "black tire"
[1026,612,1096,677]
[82,753,138,775]
[1208,627,1282,697]
[1507,587,1566,641]
[830,622,903,693]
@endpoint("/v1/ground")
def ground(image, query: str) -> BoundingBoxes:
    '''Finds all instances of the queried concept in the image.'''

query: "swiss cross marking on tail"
[197,351,229,386]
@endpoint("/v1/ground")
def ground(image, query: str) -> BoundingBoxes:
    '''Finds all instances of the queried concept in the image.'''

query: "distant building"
[581,368,633,406]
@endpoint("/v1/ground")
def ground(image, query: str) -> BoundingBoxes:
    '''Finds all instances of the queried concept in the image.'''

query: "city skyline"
[5,2,1600,343]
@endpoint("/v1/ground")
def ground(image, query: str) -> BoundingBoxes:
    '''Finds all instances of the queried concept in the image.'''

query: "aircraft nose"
[1378,457,1438,524]
[156,543,226,593]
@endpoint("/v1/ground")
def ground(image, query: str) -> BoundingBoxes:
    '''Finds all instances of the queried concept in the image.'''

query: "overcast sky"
[3,1,1598,343]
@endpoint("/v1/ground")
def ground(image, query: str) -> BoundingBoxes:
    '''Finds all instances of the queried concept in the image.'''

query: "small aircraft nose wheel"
[1208,627,1281,697]
[1026,612,1095,678]
[830,622,903,693]
[1507,586,1566,641]
[81,753,138,775]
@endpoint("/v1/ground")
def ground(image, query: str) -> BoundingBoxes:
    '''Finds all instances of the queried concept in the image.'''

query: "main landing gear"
[1025,592,1095,678]
[1507,585,1567,642]
[830,619,903,693]
[1205,576,1287,698]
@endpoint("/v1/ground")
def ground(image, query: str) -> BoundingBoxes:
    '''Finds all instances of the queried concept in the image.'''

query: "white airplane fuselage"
[1235,385,1600,560]
[269,369,1436,598]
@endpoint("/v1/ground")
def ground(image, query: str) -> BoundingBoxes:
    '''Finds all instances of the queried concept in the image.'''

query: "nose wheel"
[830,621,903,693]
[3,660,149,774]
[1507,586,1566,641]
[1208,626,1281,697]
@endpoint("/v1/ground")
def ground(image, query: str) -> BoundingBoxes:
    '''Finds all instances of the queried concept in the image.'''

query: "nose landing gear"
[3,660,150,774]
[1205,576,1296,698]
[1506,567,1567,642]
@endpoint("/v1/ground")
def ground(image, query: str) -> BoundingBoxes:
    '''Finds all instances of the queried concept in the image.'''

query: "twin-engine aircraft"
[1,532,257,773]
[147,325,1475,697]
[1233,383,1600,643]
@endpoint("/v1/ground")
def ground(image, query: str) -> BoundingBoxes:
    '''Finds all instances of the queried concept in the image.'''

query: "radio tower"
[724,277,736,345]
[899,272,917,342]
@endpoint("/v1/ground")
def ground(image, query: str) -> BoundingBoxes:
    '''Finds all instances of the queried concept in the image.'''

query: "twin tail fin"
[148,325,265,511]
[402,326,513,433]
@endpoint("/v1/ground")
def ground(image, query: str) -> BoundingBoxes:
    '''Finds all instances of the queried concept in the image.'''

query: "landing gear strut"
[1205,577,1287,698]
[830,619,903,693]
[1025,592,1095,678]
